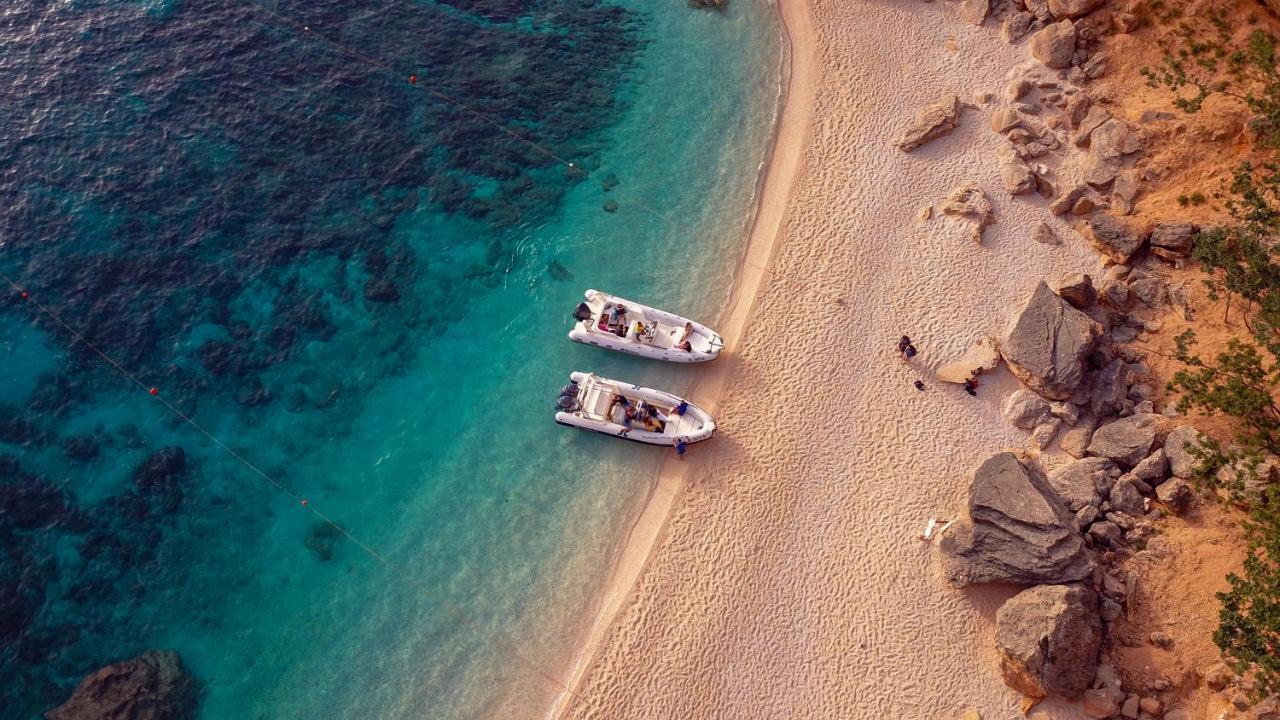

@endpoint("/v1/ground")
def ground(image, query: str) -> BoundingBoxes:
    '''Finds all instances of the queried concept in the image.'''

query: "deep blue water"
[0,0,781,717]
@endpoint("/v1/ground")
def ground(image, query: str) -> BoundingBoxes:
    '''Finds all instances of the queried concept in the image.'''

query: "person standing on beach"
[674,436,688,460]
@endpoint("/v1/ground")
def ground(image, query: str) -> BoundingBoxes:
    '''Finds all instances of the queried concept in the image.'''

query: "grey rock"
[1163,426,1206,478]
[1051,183,1090,215]
[1004,388,1054,430]
[1130,275,1169,308]
[1132,449,1167,483]
[1053,272,1096,308]
[1109,476,1146,515]
[1048,457,1116,511]
[941,453,1095,586]
[1032,221,1060,245]
[1088,520,1123,546]
[1122,694,1141,718]
[1001,282,1103,400]
[1100,597,1123,622]
[961,0,990,25]
[1074,106,1112,146]
[1083,686,1124,718]
[1074,504,1099,530]
[1163,709,1191,720]
[1112,171,1141,215]
[941,183,996,243]
[1156,479,1193,515]
[1003,11,1034,42]
[1030,21,1077,69]
[1149,222,1197,255]
[995,584,1102,699]
[1026,0,1054,22]
[1047,0,1104,19]
[1089,414,1160,467]
[1060,422,1095,458]
[893,96,962,152]
[1101,278,1132,309]
[1150,631,1173,649]
[1032,419,1063,449]
[1080,214,1148,264]
[1000,149,1037,195]
[1090,119,1143,159]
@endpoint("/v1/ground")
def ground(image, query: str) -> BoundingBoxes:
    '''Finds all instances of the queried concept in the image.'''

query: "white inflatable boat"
[568,289,723,363]
[554,371,716,445]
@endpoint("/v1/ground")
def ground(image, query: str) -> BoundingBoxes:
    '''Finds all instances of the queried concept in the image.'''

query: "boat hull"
[554,371,715,445]
[567,289,722,363]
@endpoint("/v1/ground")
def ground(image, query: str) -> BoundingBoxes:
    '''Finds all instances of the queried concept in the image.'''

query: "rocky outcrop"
[941,183,996,243]
[1087,414,1160,467]
[1156,479,1193,515]
[1030,21,1077,69]
[1163,426,1206,478]
[1052,272,1095,309]
[1003,388,1053,430]
[1001,281,1103,401]
[995,584,1102,699]
[46,650,199,720]
[1079,215,1148,264]
[1047,0,1104,18]
[1047,457,1116,512]
[1149,222,1197,257]
[893,96,962,152]
[941,453,1095,586]
[961,0,990,25]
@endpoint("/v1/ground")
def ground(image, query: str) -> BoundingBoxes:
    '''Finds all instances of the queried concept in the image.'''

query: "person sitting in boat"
[608,393,631,423]
[608,303,628,332]
[642,403,665,431]
[675,321,695,352]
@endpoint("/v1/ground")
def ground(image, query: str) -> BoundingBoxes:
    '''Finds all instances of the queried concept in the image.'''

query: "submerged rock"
[941,453,1095,586]
[1001,282,1103,401]
[45,650,199,720]
[996,584,1102,699]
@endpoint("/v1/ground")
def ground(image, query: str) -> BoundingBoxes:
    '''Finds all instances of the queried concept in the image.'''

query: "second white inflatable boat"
[553,371,716,445]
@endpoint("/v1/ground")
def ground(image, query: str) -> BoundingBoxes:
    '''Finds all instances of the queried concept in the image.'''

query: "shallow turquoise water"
[0,1,781,717]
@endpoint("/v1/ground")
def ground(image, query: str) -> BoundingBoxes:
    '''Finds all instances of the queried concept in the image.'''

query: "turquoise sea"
[0,1,782,717]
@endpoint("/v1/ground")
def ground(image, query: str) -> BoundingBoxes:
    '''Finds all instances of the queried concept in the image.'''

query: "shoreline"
[544,0,816,716]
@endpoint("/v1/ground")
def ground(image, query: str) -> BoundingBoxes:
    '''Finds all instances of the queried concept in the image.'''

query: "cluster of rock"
[45,650,199,720]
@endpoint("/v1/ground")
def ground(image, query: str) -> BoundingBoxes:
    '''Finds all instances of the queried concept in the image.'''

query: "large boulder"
[1163,426,1206,478]
[1149,222,1198,255]
[1156,479,1194,515]
[1047,457,1116,511]
[1001,282,1103,400]
[996,584,1103,699]
[941,453,1095,586]
[893,96,962,152]
[46,650,199,720]
[1030,21,1077,69]
[1088,414,1160,467]
[1047,0,1105,18]
[1089,119,1143,160]
[1109,476,1146,515]
[1079,215,1148,263]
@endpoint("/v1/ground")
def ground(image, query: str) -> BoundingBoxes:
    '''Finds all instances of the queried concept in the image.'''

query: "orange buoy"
[409,74,417,84]
[148,387,158,395]
[20,291,28,299]
[300,499,309,506]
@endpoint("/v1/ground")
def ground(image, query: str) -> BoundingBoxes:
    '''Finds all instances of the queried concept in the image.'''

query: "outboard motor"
[560,382,579,397]
[556,394,579,411]
[572,302,592,322]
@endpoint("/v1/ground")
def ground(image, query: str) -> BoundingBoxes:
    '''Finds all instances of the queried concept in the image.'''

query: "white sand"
[554,1,1104,717]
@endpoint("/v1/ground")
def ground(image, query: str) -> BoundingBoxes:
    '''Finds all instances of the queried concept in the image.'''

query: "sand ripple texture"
[561,1,1097,718]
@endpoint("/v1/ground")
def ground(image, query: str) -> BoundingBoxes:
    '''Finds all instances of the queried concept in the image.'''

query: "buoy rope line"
[0,270,579,697]
[243,0,850,309]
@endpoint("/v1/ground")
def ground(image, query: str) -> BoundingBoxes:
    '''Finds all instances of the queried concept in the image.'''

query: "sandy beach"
[554,1,1114,717]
